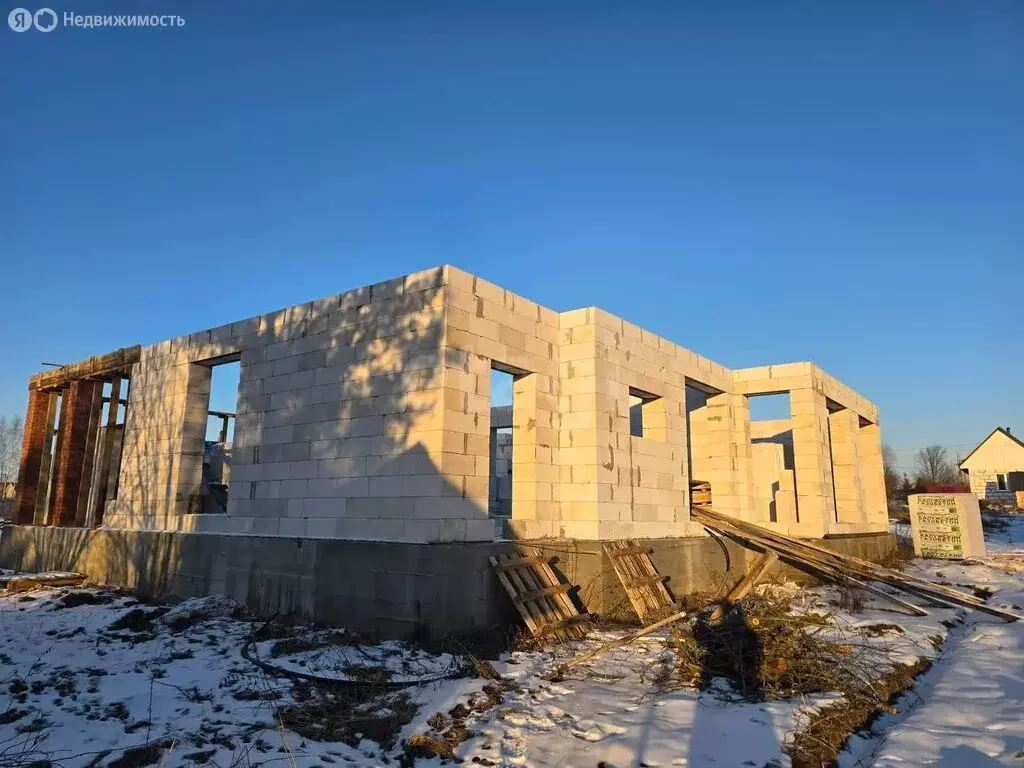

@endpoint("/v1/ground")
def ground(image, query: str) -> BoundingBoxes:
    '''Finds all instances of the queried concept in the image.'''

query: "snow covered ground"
[1,515,1022,767]
[860,513,1024,767]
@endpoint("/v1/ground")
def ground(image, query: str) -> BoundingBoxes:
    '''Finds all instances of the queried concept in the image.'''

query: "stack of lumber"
[691,505,1021,623]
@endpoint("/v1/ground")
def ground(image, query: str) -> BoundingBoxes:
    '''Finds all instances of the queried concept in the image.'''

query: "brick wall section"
[967,471,1017,503]
[13,389,53,524]
[51,380,101,526]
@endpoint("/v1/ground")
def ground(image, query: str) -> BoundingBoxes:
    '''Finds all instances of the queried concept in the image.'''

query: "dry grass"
[791,658,931,768]
[664,593,843,701]
[277,684,417,749]
[269,631,350,658]
[402,660,518,766]
[661,589,935,767]
[877,539,916,571]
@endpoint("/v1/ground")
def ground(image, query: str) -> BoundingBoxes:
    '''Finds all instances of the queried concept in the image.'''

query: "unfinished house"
[3,266,891,636]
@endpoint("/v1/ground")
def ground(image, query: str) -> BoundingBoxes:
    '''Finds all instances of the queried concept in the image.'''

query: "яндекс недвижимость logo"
[8,8,183,30]
[8,7,57,31]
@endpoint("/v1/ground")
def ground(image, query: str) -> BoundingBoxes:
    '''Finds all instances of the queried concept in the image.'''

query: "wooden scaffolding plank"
[514,583,571,603]
[1,572,87,593]
[29,346,141,391]
[551,608,689,679]
[708,551,779,623]
[493,554,549,570]
[631,542,675,607]
[490,554,544,638]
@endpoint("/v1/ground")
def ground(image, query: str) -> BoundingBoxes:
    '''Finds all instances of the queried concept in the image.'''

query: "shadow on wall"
[107,269,468,536]
[222,270,475,536]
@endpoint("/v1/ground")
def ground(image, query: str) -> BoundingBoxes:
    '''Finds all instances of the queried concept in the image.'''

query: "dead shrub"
[53,591,116,610]
[791,658,932,768]
[665,593,840,701]
[663,590,935,768]
[877,540,916,571]
[108,608,166,634]
[277,687,416,748]
[467,655,500,680]
[403,733,454,761]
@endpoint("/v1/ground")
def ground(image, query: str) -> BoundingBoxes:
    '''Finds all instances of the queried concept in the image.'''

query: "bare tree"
[0,414,24,491]
[882,443,901,501]
[913,445,959,487]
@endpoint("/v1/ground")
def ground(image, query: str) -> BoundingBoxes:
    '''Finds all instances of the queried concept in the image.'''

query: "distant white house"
[959,427,1024,504]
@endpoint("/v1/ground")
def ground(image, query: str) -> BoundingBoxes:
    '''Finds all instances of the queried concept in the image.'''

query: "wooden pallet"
[690,481,712,506]
[490,547,589,641]
[603,540,675,624]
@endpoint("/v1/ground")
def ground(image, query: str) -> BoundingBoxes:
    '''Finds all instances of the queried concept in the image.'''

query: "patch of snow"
[840,527,1024,766]
[0,587,374,766]
[3,515,1023,767]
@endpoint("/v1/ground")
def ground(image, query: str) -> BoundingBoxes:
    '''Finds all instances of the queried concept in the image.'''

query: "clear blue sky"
[3,1,1021,472]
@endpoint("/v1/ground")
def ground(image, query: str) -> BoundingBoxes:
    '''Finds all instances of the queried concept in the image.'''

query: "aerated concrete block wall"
[27,265,888,543]
[734,365,887,537]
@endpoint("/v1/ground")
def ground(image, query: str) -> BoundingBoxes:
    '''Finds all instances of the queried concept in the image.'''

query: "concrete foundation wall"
[0,525,519,640]
[0,525,896,638]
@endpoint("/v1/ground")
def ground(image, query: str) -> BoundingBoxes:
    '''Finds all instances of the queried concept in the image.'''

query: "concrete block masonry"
[14,265,889,544]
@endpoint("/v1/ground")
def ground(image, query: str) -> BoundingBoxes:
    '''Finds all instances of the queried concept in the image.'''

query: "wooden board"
[1,572,88,593]
[490,547,589,641]
[603,540,675,624]
[29,346,140,391]
[708,551,779,623]
[691,505,1021,622]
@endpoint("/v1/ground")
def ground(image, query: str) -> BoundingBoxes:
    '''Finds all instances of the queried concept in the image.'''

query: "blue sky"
[2,1,1021,472]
